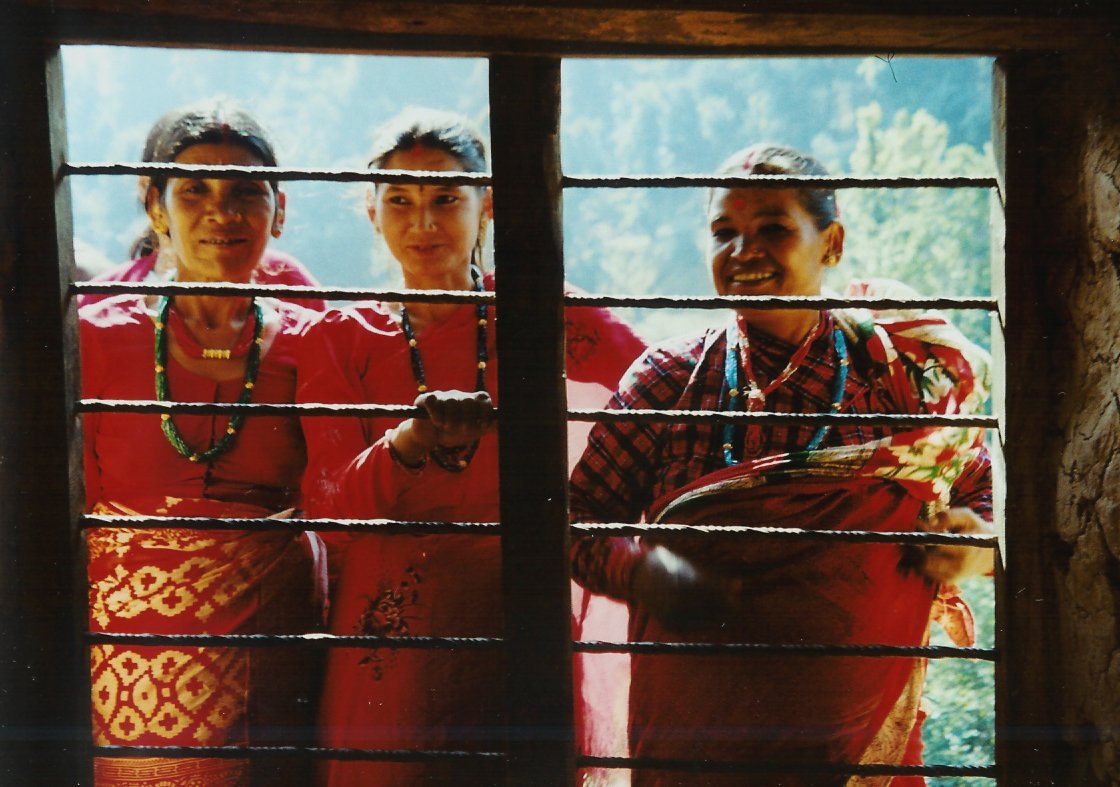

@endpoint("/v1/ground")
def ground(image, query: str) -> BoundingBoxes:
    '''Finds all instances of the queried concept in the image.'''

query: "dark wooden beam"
[490,55,575,785]
[992,54,1070,786]
[9,0,1118,55]
[0,18,92,785]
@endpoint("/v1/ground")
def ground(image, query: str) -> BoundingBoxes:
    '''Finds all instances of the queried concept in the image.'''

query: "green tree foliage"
[924,576,996,786]
[837,101,996,350]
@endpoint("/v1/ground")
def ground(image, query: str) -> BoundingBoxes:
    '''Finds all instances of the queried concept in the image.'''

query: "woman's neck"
[169,262,255,328]
[170,293,254,330]
[737,308,822,346]
[400,264,474,332]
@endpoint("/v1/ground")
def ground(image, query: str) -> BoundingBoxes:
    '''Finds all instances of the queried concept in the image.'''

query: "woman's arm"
[918,449,996,582]
[569,339,701,602]
[297,310,438,522]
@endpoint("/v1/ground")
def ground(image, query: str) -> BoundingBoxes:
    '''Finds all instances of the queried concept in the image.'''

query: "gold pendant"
[201,348,232,360]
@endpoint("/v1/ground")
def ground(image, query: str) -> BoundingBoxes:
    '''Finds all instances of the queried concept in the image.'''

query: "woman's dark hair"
[367,107,488,176]
[709,143,839,230]
[130,99,279,258]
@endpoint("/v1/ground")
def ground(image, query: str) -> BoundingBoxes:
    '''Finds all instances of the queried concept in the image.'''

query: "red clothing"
[79,250,329,312]
[297,281,645,786]
[81,294,325,787]
[570,289,993,787]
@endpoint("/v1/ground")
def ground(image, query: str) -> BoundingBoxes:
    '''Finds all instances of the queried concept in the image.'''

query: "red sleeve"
[296,310,439,527]
[563,284,646,390]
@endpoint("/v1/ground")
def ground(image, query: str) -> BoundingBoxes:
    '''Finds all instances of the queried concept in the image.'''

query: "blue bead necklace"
[721,315,849,467]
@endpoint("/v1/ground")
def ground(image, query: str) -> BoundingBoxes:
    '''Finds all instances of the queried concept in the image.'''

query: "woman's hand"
[389,390,495,467]
[629,544,743,632]
[913,507,996,583]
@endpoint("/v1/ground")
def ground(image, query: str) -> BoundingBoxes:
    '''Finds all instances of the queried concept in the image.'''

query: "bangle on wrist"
[387,431,427,471]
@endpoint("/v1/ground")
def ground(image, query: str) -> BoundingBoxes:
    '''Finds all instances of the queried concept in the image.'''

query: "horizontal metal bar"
[78,399,419,418]
[61,164,995,191]
[71,280,494,303]
[84,633,994,660]
[71,280,998,312]
[568,408,999,428]
[94,745,503,763]
[87,633,504,650]
[60,161,491,186]
[576,757,997,778]
[79,399,998,429]
[563,173,998,189]
[563,292,999,311]
[572,523,1000,548]
[81,516,995,549]
[574,641,998,660]
[81,514,501,535]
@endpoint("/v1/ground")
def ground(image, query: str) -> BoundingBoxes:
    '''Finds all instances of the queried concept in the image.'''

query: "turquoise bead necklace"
[722,314,849,467]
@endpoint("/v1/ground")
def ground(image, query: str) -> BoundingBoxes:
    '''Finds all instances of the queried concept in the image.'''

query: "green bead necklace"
[153,295,264,463]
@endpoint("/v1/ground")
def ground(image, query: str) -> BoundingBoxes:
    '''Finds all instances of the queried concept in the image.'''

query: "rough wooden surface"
[8,0,1118,54]
[490,56,575,784]
[0,29,92,784]
[1049,46,1120,787]
[995,54,1069,786]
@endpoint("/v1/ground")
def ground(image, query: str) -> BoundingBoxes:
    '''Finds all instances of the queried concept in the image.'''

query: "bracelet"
[387,433,427,472]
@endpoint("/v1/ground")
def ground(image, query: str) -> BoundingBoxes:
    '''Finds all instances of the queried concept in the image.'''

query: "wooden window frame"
[2,3,1111,784]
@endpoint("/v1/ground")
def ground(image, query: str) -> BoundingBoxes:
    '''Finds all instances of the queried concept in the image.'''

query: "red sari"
[298,279,645,786]
[631,433,988,786]
[81,295,326,786]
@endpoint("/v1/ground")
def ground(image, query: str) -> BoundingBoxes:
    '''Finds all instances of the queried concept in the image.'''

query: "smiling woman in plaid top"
[569,143,994,787]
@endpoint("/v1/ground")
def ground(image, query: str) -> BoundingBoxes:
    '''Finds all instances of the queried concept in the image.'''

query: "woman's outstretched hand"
[389,390,495,467]
[629,544,743,632]
[913,507,996,583]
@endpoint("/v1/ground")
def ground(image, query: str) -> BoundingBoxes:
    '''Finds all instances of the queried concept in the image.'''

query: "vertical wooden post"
[489,56,576,785]
[0,20,92,786]
[992,55,1066,787]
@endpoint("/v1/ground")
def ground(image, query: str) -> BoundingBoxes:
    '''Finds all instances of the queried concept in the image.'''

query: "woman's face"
[369,145,491,289]
[148,141,282,283]
[708,187,843,341]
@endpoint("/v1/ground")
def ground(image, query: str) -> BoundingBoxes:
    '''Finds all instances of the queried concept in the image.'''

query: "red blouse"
[80,294,316,512]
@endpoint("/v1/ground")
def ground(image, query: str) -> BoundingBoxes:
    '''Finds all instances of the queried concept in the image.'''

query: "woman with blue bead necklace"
[297,107,646,786]
[569,143,996,786]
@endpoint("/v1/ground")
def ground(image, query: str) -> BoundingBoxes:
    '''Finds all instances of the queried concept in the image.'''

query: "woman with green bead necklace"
[569,143,997,785]
[297,107,646,786]
[80,100,325,787]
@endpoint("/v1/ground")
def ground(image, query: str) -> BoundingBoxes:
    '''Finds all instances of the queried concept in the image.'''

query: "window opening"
[59,45,1001,785]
